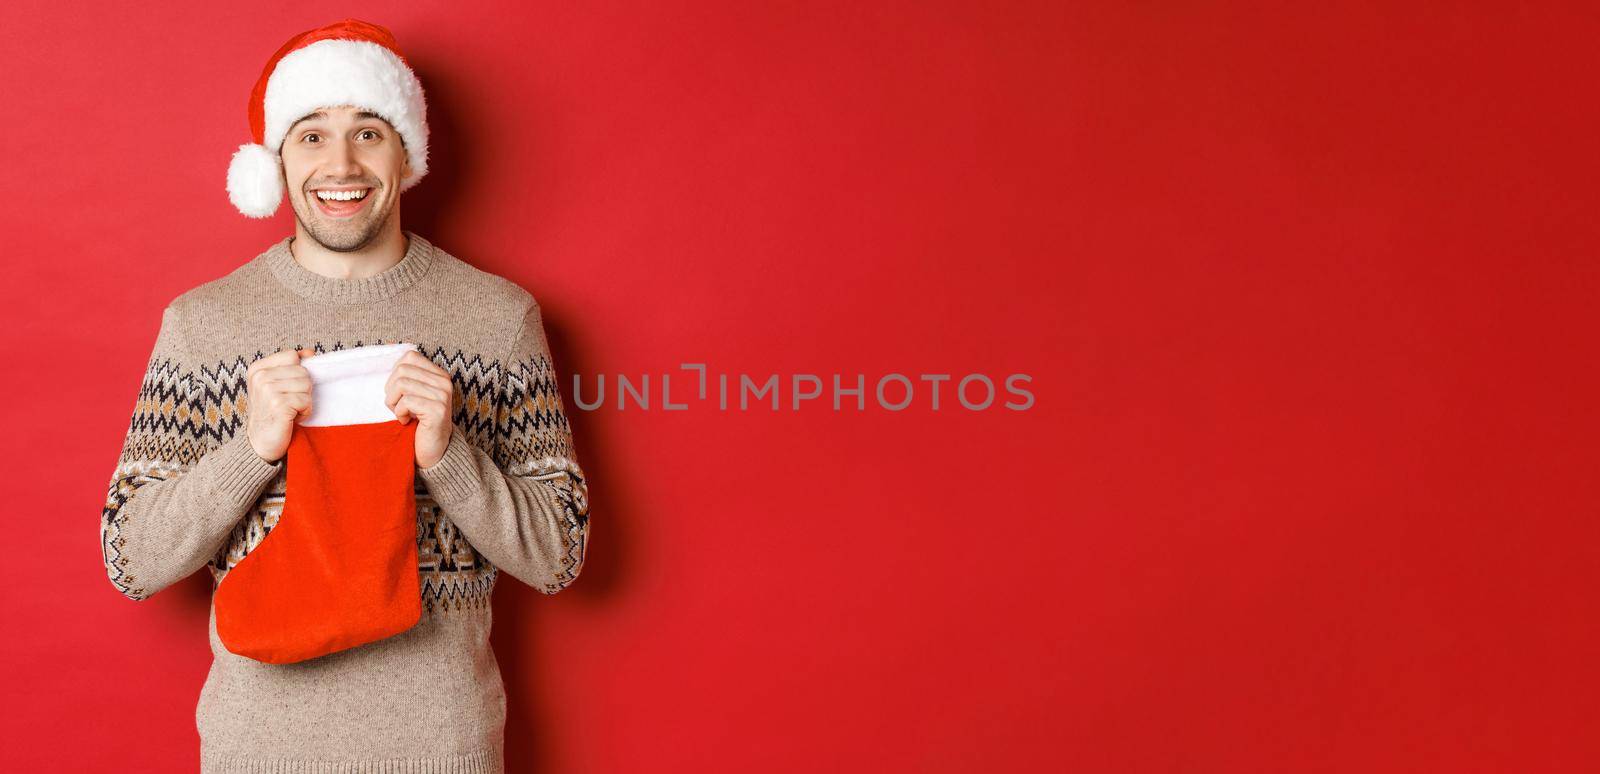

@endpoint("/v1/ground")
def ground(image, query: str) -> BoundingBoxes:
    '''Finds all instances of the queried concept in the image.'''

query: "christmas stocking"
[215,343,424,664]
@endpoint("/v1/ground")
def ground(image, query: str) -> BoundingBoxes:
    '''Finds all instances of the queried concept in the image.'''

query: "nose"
[325,135,362,179]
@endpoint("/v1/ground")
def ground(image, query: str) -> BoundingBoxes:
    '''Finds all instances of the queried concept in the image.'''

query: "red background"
[3,2,1599,771]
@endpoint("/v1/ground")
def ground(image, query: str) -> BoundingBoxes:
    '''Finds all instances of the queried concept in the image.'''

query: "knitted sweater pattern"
[98,231,589,773]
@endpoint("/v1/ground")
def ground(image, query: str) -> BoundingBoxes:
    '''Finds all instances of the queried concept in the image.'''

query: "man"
[98,19,590,772]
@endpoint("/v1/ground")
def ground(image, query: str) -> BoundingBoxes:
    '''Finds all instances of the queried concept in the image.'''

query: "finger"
[279,392,312,419]
[393,364,453,392]
[262,374,313,391]
[266,361,312,377]
[398,349,435,367]
[255,364,311,390]
[247,348,303,376]
[384,370,404,411]
[384,352,421,388]
[390,364,455,403]
[393,375,451,404]
[397,351,448,377]
[395,394,444,426]
[390,367,454,399]
[255,374,308,403]
[386,369,452,408]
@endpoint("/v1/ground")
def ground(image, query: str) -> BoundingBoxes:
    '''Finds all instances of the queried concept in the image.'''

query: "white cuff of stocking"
[298,342,418,427]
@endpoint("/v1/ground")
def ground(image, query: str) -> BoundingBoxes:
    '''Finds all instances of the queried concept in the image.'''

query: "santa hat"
[226,19,429,218]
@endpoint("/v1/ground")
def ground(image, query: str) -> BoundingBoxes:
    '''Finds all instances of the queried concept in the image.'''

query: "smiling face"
[278,105,412,252]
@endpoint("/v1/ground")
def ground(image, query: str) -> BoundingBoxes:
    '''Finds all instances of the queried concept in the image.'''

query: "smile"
[310,187,373,218]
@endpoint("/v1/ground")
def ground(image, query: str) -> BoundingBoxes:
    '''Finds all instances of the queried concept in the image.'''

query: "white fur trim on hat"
[227,143,284,218]
[262,38,429,190]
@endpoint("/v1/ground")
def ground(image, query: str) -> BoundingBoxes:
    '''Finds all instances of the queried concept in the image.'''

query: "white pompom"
[226,143,283,218]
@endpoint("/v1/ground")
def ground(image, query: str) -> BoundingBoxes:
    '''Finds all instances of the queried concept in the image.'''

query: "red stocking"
[215,344,423,664]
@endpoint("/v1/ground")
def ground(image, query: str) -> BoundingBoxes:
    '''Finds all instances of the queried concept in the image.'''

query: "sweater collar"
[264,230,436,305]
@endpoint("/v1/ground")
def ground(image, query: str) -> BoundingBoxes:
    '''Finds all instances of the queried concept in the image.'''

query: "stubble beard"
[291,188,392,253]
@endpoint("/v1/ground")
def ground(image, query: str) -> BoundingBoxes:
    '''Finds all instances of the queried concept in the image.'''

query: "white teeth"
[315,189,369,201]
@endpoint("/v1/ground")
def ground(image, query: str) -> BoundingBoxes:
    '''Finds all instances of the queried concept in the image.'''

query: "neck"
[288,218,408,280]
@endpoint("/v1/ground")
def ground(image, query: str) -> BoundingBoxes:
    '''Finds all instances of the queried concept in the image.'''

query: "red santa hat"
[226,19,429,218]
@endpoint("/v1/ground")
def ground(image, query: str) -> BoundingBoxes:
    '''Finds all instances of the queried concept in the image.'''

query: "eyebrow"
[288,110,387,133]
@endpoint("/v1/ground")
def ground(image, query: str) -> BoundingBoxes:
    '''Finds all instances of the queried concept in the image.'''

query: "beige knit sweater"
[99,230,590,773]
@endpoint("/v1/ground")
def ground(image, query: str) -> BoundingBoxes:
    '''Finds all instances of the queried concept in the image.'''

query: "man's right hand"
[245,348,316,463]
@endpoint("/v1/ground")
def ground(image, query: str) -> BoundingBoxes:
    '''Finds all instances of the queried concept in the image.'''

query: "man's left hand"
[384,350,457,468]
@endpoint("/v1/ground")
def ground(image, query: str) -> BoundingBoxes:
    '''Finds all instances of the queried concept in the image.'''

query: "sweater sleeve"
[415,299,591,594]
[99,304,284,601]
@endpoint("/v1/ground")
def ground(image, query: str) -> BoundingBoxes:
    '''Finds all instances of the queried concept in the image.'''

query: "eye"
[358,129,380,141]
[301,132,321,144]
